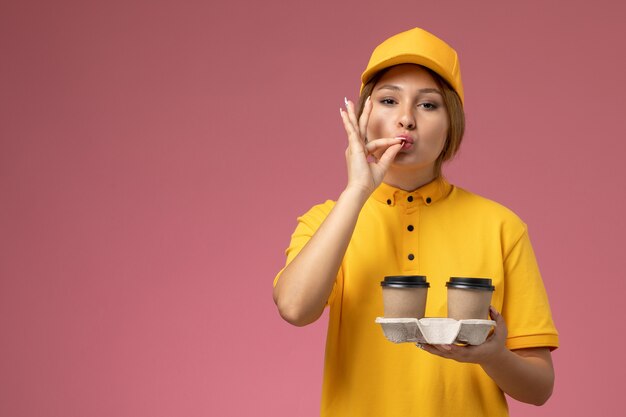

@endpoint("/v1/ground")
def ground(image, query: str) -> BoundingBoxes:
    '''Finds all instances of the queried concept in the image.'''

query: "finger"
[374,142,403,171]
[340,107,360,142]
[339,108,360,142]
[427,344,452,354]
[358,96,372,139]
[364,137,404,154]
[419,344,447,358]
[344,97,359,129]
[340,108,364,149]
[489,306,505,327]
[489,306,500,320]
[488,306,508,341]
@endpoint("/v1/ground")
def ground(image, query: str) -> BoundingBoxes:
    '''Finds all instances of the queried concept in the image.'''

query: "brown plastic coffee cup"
[380,276,429,318]
[446,277,495,319]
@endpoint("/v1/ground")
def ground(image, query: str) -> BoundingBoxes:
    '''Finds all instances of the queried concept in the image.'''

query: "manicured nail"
[344,97,349,107]
[366,96,371,103]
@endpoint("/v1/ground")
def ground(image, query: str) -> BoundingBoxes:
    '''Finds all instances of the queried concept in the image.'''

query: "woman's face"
[367,64,449,175]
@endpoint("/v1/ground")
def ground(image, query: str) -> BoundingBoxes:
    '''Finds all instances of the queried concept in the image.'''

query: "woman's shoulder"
[449,185,527,230]
[296,200,336,225]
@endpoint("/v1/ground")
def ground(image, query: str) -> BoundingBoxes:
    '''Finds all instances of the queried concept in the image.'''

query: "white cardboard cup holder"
[375,317,496,345]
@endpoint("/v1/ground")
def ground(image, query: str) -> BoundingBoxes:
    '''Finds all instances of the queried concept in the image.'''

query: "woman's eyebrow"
[376,84,402,91]
[416,88,443,96]
[375,85,442,95]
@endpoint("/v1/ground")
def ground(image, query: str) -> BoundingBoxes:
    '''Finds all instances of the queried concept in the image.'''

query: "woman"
[273,27,558,416]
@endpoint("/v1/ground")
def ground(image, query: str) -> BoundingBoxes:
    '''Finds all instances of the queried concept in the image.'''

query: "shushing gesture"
[340,97,404,196]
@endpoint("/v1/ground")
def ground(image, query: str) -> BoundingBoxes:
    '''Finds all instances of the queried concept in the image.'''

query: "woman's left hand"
[419,306,508,365]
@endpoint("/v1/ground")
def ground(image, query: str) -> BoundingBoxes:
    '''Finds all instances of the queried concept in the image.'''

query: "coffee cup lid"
[446,277,495,291]
[381,275,430,288]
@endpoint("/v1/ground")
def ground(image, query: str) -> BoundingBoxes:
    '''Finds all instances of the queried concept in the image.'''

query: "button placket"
[402,203,420,272]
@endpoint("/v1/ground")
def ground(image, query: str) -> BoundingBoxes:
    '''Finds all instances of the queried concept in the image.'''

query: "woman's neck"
[383,166,437,191]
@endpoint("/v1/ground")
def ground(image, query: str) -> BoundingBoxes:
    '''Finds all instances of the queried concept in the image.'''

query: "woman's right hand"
[275,97,400,326]
[340,97,404,197]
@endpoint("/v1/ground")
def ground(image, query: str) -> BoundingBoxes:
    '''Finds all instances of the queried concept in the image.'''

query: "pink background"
[1,0,624,415]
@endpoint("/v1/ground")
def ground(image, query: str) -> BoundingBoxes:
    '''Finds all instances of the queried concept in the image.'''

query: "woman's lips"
[397,135,414,150]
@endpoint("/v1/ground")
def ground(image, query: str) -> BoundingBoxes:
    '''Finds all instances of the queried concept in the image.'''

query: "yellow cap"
[360,27,464,104]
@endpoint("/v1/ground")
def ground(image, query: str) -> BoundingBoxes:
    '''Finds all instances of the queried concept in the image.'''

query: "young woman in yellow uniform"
[273,27,558,416]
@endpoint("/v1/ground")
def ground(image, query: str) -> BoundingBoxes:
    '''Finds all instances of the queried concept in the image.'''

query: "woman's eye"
[380,98,396,105]
[419,102,438,110]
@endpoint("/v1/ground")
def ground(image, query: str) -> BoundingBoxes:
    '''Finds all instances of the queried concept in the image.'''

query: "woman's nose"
[397,113,415,130]
[397,106,416,130]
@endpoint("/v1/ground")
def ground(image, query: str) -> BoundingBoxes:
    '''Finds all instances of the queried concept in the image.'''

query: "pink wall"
[1,0,624,415]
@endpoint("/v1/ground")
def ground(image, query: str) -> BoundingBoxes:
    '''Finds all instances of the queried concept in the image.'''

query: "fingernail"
[442,344,452,351]
[366,96,371,103]
[344,97,349,107]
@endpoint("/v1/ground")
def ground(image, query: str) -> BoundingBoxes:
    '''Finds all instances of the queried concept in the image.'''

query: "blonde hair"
[357,65,465,178]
